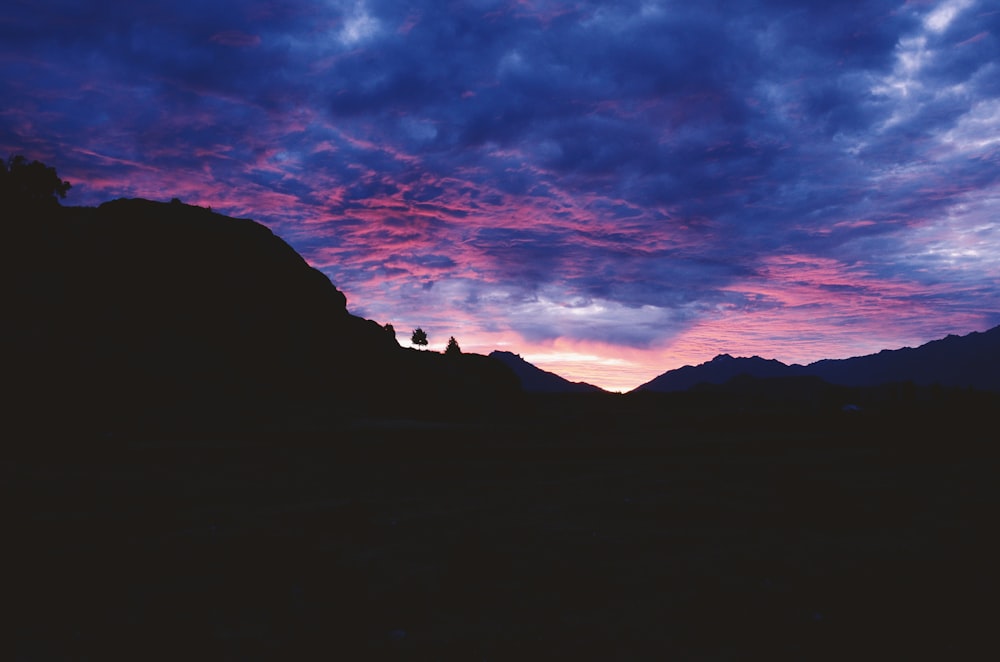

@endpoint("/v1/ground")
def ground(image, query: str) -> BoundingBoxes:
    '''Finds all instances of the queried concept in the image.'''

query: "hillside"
[3,197,522,439]
[489,351,604,393]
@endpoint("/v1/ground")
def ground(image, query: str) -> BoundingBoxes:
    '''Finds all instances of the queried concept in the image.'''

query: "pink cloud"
[209,31,262,48]
[957,31,989,47]
[397,11,422,35]
[832,219,877,229]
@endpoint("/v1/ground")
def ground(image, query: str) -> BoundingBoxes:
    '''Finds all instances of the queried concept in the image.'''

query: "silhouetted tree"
[411,327,428,350]
[0,155,71,206]
[445,336,461,356]
[383,323,396,339]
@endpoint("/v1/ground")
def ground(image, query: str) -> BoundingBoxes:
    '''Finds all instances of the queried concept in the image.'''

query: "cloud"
[209,31,262,48]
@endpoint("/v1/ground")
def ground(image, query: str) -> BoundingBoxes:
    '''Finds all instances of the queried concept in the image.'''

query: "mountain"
[635,326,1000,393]
[489,351,604,393]
[806,327,1000,391]
[3,197,522,439]
[634,354,792,393]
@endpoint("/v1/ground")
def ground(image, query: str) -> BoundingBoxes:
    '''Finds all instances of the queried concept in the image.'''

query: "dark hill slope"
[3,198,520,438]
[489,351,604,393]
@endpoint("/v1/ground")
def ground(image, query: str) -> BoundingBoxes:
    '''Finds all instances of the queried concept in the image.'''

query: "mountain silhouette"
[488,351,605,393]
[4,197,522,439]
[805,327,1000,391]
[636,326,1000,393]
[634,354,792,392]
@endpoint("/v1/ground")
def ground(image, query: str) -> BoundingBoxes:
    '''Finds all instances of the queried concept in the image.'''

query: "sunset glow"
[3,1,998,391]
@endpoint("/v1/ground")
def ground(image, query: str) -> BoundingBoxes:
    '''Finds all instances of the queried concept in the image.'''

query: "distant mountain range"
[488,326,1000,395]
[634,326,1000,393]
[489,351,605,393]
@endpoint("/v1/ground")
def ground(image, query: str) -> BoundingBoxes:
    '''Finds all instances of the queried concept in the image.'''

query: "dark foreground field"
[5,409,997,661]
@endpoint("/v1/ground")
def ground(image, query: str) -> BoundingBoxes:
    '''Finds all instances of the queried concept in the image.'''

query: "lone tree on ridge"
[410,327,428,350]
[445,336,461,356]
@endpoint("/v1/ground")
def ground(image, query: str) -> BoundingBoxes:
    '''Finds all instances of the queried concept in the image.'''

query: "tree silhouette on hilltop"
[0,155,71,206]
[411,327,428,350]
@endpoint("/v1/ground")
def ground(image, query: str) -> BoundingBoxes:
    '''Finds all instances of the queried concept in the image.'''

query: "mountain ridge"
[489,351,605,393]
[635,326,1000,393]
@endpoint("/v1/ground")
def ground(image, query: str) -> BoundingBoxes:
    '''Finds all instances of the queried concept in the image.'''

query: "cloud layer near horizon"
[3,0,999,390]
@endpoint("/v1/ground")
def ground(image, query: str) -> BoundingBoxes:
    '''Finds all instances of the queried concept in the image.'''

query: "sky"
[3,0,999,391]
